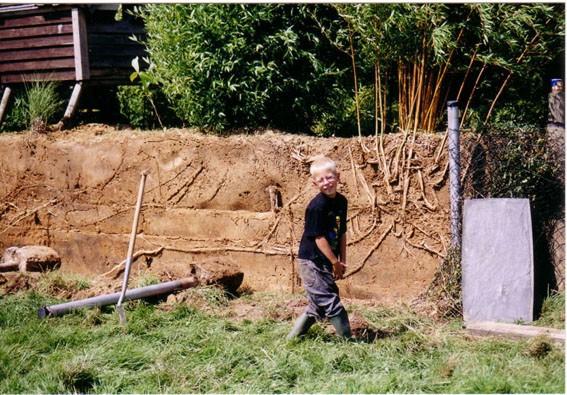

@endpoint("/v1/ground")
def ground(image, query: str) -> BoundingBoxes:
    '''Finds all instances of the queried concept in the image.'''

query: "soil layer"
[0,125,452,304]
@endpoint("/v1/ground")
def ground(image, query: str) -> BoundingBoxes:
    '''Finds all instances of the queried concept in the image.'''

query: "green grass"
[0,289,564,394]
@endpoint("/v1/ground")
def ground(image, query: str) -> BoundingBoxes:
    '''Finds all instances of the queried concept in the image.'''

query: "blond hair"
[309,156,337,177]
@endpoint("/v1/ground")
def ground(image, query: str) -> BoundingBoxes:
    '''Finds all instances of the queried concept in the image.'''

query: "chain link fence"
[461,126,565,304]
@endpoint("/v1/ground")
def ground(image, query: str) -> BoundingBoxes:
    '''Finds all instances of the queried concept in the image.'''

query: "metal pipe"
[447,100,462,248]
[38,277,198,318]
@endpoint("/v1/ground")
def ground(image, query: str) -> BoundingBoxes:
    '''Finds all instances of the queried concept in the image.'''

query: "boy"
[287,156,351,340]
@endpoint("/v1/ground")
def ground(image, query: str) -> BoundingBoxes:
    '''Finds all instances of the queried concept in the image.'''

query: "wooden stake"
[0,86,12,125]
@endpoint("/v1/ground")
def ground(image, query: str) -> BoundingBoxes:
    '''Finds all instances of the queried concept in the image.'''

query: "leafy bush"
[117,85,154,129]
[0,87,28,132]
[133,4,353,133]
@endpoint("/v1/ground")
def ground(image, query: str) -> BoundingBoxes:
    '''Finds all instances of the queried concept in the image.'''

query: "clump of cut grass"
[526,335,554,359]
[83,306,105,327]
[135,274,161,288]
[175,285,231,312]
[58,355,101,393]
[534,291,565,329]
[36,271,90,299]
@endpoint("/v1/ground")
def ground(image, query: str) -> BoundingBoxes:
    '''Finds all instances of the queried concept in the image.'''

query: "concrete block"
[462,198,534,323]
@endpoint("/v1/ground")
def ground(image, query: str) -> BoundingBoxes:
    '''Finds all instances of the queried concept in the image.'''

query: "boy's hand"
[333,261,347,280]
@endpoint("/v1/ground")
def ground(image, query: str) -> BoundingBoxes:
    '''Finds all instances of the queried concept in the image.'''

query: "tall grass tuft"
[23,79,63,134]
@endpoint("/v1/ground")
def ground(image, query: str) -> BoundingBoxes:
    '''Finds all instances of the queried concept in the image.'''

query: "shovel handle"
[117,170,149,307]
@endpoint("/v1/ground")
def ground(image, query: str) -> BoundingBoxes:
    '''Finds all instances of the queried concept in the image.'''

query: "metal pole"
[38,277,198,318]
[447,100,462,248]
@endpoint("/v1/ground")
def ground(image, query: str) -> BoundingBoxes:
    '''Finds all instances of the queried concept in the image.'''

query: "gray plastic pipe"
[38,277,198,318]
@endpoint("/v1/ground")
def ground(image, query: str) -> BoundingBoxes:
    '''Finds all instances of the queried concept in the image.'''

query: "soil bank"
[0,125,452,304]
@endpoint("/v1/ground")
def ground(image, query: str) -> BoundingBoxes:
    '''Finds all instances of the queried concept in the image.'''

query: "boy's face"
[312,169,340,198]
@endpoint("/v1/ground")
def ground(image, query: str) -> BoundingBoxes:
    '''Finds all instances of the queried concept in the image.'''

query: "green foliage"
[0,91,27,132]
[120,3,563,134]
[133,4,352,133]
[117,85,156,129]
[0,290,563,393]
[473,126,558,204]
[321,3,564,133]
[0,81,63,133]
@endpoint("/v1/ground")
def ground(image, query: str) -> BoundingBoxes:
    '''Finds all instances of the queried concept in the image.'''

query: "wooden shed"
[0,3,146,126]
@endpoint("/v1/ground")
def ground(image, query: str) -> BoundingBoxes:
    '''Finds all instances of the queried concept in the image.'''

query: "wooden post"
[56,82,83,129]
[72,7,90,81]
[64,82,83,120]
[0,86,12,126]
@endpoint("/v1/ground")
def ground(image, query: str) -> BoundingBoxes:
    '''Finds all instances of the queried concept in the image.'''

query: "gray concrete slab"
[462,198,534,323]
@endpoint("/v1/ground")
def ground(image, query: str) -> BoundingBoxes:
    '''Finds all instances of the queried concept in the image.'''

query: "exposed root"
[101,246,165,278]
[348,145,361,198]
[348,216,378,245]
[344,221,393,278]
[256,215,282,247]
[404,238,445,258]
[146,160,194,194]
[434,130,448,164]
[417,169,438,210]
[357,171,376,208]
[84,206,131,227]
[0,198,58,235]
[433,160,449,188]
[167,165,204,205]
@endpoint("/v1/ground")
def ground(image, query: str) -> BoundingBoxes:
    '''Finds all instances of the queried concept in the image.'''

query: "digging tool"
[116,170,149,324]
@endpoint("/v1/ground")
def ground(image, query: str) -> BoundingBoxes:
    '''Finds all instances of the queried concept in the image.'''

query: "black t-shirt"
[298,192,348,263]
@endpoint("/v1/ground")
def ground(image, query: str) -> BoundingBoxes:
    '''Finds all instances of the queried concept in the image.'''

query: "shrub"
[133,4,353,133]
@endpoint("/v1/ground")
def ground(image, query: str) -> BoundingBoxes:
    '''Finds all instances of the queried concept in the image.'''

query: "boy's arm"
[315,236,347,279]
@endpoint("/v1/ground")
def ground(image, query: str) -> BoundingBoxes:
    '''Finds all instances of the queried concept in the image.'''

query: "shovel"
[117,170,149,324]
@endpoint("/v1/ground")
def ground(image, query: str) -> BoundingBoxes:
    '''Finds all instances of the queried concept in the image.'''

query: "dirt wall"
[0,125,452,304]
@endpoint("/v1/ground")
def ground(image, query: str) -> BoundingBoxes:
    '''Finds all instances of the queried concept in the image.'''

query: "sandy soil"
[0,124,452,306]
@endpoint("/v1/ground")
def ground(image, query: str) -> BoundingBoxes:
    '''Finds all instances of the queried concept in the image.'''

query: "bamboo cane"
[461,62,487,128]
[483,30,541,125]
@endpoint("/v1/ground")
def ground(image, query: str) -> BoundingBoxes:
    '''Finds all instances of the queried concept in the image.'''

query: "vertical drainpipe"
[447,100,462,248]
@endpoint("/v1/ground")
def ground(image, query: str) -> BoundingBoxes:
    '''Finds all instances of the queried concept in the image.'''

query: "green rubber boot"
[287,312,316,340]
[329,309,351,339]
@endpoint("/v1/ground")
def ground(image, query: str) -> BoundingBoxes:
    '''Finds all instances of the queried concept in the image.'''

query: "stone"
[13,246,61,272]
[462,198,534,323]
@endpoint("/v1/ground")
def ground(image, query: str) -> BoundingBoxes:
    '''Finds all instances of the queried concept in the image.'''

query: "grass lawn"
[0,281,564,394]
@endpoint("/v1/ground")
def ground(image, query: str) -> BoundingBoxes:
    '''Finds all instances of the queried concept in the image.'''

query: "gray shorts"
[298,258,345,320]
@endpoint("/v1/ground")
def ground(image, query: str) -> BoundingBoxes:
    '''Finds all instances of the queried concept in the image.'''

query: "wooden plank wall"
[0,5,146,86]
[85,8,146,84]
[0,6,76,84]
